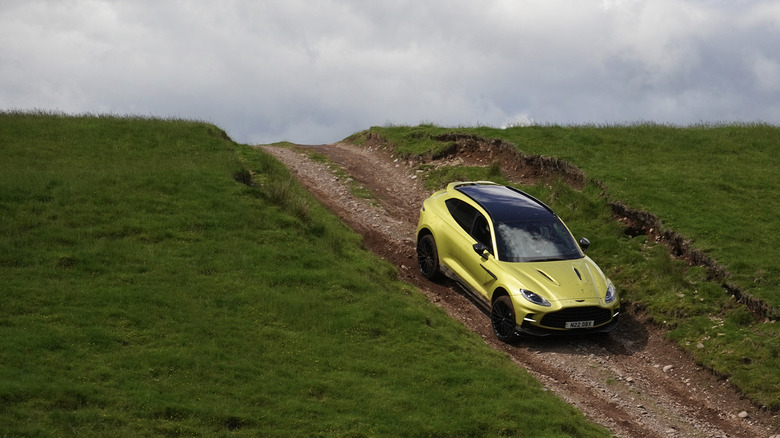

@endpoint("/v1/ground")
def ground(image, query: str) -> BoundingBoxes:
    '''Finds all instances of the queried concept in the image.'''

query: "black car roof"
[455,183,556,222]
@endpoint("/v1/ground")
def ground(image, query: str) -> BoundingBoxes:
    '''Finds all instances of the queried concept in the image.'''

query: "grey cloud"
[1,0,779,144]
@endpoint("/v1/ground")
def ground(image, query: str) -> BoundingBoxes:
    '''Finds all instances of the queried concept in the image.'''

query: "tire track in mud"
[260,142,778,438]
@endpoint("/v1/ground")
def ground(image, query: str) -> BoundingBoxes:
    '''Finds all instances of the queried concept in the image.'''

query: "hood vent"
[573,267,582,281]
[536,269,559,285]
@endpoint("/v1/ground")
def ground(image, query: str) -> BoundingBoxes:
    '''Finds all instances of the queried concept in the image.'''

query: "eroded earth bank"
[260,140,779,438]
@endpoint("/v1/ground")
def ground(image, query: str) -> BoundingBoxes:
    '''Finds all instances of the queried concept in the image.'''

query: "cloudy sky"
[2,0,779,144]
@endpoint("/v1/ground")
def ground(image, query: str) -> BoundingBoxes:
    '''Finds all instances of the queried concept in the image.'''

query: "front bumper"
[516,310,620,337]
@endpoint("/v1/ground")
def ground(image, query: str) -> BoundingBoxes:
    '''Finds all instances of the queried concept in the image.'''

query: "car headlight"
[605,283,617,304]
[520,289,551,307]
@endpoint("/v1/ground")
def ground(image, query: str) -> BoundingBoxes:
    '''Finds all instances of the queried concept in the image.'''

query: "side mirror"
[579,237,591,252]
[473,242,489,259]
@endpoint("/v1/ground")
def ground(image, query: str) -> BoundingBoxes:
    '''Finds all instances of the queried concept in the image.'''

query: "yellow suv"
[416,181,619,342]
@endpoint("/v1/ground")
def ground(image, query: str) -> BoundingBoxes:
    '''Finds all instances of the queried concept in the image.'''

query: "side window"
[445,198,478,234]
[445,198,494,253]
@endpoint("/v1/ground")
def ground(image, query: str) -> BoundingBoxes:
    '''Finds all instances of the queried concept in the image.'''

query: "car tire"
[491,295,520,343]
[417,234,441,280]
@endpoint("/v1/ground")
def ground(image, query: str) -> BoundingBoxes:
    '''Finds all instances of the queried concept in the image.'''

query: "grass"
[0,112,610,437]
[351,124,780,412]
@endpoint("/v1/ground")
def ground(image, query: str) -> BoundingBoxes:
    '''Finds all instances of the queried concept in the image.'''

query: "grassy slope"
[0,113,609,437]
[356,124,780,411]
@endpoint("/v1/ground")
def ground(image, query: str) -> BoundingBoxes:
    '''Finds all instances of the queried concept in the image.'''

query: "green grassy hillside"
[0,112,609,437]
[353,124,780,411]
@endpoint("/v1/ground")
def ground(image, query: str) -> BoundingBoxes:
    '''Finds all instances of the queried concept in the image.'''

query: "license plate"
[565,320,594,329]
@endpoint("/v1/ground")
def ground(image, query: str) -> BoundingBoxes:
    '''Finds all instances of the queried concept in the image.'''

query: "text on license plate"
[565,320,594,329]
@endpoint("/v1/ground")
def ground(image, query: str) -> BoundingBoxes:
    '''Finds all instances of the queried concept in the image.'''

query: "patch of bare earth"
[260,141,779,438]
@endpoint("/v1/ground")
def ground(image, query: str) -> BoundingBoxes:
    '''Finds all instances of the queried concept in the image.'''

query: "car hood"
[500,257,608,304]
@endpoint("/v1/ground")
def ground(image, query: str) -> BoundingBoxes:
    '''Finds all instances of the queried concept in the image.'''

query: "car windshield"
[495,219,583,262]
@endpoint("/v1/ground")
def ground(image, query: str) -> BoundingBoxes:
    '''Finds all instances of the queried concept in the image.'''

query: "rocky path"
[260,141,779,438]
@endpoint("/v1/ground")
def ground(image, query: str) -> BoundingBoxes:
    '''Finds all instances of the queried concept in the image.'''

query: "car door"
[444,198,494,298]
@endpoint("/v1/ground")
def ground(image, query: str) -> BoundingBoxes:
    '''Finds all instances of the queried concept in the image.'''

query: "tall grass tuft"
[265,178,311,221]
[232,168,254,187]
[488,159,502,177]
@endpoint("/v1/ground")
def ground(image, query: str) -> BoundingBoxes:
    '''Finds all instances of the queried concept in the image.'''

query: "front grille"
[540,306,613,329]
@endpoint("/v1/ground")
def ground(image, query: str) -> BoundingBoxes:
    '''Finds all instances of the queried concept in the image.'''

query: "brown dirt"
[260,140,780,438]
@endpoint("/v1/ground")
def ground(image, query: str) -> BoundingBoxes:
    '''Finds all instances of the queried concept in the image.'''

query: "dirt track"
[260,141,779,438]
